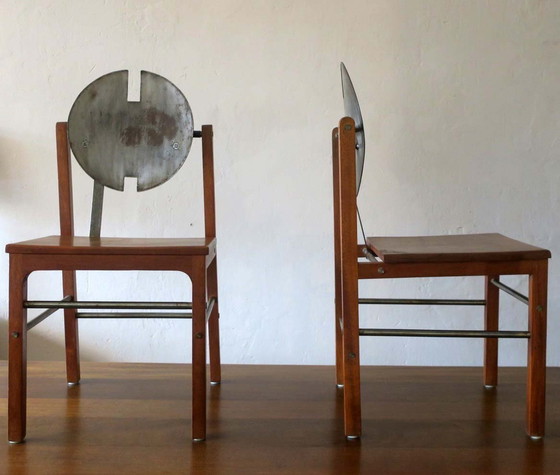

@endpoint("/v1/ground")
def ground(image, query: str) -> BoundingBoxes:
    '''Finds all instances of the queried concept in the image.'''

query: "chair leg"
[527,261,548,438]
[334,256,343,388]
[62,270,80,385]
[332,126,343,388]
[8,256,28,444]
[191,263,207,442]
[483,275,499,387]
[342,276,361,438]
[207,257,221,385]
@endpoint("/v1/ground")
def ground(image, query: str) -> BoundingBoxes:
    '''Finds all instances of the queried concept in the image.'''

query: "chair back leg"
[207,257,221,384]
[62,269,81,384]
[332,128,344,387]
[337,118,362,438]
[483,275,500,387]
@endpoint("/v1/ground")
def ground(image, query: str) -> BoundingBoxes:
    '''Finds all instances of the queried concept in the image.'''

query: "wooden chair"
[333,64,550,439]
[6,71,221,443]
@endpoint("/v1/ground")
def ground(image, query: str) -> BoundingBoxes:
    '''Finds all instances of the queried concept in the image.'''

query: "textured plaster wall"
[0,0,559,366]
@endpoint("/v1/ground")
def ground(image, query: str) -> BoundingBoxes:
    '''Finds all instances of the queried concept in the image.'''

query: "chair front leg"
[62,270,80,385]
[8,255,29,444]
[527,260,548,438]
[207,257,221,385]
[191,262,207,442]
[483,275,499,387]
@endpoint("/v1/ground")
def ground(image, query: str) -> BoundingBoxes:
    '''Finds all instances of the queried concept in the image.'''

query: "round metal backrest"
[340,63,365,194]
[68,70,194,191]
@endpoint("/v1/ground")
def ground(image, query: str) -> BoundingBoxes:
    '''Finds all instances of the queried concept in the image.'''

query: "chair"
[6,70,221,443]
[333,63,550,439]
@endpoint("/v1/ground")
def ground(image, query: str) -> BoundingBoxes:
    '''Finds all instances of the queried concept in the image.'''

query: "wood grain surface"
[1,362,560,474]
[366,233,551,264]
[5,236,215,256]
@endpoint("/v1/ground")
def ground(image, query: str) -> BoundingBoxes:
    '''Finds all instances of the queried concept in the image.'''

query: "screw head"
[536,305,543,312]
[344,124,352,131]
[11,332,20,339]
[195,332,204,339]
[349,352,356,359]
[377,267,385,274]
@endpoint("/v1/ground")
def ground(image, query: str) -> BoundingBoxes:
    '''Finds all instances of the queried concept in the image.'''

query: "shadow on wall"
[0,134,32,205]
[0,317,100,361]
[0,318,6,359]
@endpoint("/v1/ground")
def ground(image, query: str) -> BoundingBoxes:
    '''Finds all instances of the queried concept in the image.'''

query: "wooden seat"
[6,236,215,255]
[366,233,550,264]
[333,115,550,440]
[6,73,221,444]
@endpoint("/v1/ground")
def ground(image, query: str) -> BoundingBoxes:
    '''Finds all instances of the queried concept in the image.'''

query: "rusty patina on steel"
[341,63,365,193]
[68,70,194,191]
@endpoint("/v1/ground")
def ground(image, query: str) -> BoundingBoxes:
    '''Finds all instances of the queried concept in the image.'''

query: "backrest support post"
[201,125,217,239]
[56,122,74,237]
[333,125,342,283]
[89,181,104,238]
[338,117,358,254]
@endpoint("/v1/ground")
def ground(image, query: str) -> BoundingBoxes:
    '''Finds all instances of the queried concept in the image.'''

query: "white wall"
[1,0,559,366]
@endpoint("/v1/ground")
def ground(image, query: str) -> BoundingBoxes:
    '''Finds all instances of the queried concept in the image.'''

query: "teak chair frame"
[7,122,221,443]
[333,116,549,439]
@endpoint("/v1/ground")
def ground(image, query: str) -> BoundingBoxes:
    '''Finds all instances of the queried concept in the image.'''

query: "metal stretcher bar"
[76,312,192,318]
[26,296,73,331]
[25,300,193,310]
[359,298,485,306]
[490,279,529,305]
[359,329,530,338]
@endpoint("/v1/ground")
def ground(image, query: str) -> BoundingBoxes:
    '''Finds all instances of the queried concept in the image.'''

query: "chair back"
[340,63,365,194]
[56,70,216,239]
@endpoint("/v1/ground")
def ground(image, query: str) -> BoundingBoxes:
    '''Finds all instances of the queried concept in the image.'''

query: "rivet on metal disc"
[172,142,179,150]
[377,267,385,274]
[195,332,204,339]
[82,139,89,148]
[11,332,20,339]
[536,305,543,312]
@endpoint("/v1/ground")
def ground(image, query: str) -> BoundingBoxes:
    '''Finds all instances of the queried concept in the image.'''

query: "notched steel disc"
[340,62,365,193]
[68,70,194,191]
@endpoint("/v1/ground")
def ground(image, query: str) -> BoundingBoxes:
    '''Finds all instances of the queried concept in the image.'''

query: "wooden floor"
[1,363,560,474]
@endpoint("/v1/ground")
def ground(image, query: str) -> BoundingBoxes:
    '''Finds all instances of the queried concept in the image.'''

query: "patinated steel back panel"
[340,63,365,193]
[68,70,194,191]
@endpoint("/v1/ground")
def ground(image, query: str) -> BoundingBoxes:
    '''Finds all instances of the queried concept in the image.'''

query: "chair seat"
[366,233,550,264]
[5,235,215,256]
